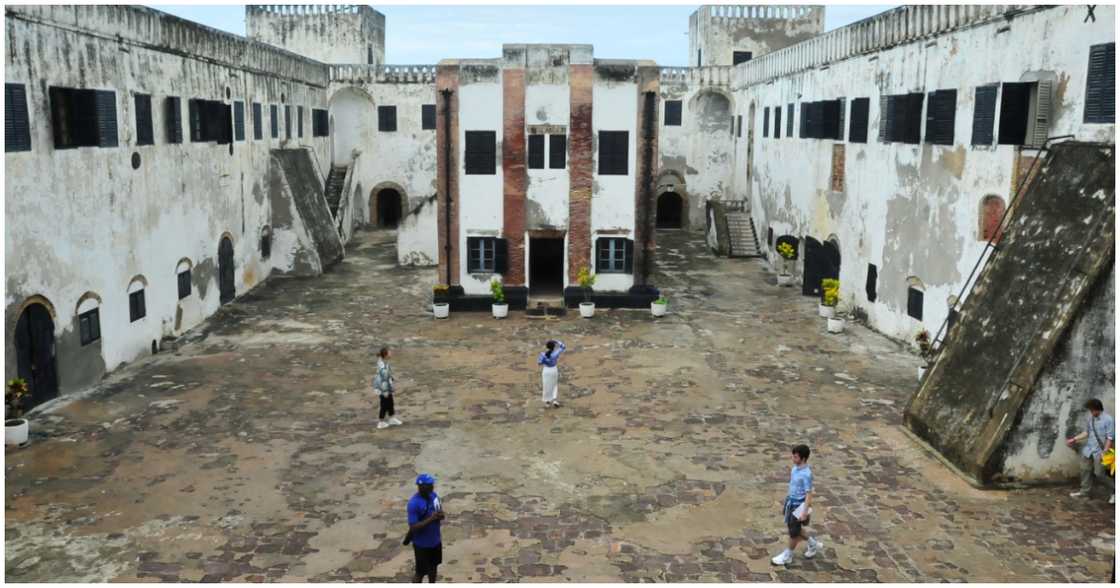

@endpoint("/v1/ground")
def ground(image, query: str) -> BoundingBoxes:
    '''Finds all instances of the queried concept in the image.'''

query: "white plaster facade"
[247,4,385,66]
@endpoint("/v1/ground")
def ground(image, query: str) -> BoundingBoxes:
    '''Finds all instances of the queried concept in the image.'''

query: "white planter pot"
[826,317,845,333]
[651,302,668,317]
[777,274,793,287]
[492,303,508,319]
[6,418,29,445]
[818,304,836,318]
[579,302,596,318]
[918,365,928,380]
[433,302,450,319]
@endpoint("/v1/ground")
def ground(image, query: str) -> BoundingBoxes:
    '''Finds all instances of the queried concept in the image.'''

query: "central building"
[434,45,661,310]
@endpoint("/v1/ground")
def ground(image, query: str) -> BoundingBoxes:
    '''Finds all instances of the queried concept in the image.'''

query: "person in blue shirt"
[1066,398,1115,504]
[407,473,445,582]
[537,339,566,408]
[772,444,823,566]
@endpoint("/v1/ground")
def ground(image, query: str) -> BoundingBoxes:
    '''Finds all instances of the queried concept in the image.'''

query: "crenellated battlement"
[246,5,374,16]
[329,64,437,84]
[659,66,734,88]
[699,5,823,22]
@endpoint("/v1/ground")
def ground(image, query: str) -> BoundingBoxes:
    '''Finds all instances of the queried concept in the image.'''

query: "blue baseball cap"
[415,473,436,485]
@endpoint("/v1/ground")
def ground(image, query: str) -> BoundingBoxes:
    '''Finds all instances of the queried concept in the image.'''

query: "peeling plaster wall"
[591,62,640,292]
[397,196,439,267]
[4,5,330,395]
[689,5,824,67]
[246,5,385,66]
[457,63,505,296]
[735,4,1116,342]
[998,265,1116,482]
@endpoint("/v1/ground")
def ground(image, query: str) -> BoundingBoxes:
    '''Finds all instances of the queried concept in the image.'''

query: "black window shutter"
[925,89,956,145]
[465,131,496,175]
[135,94,153,145]
[835,98,846,140]
[624,239,634,274]
[878,95,890,142]
[297,105,304,137]
[494,238,509,274]
[549,134,566,169]
[94,90,118,147]
[786,103,794,137]
[165,97,182,143]
[189,99,201,142]
[422,104,436,130]
[234,101,245,141]
[904,93,924,144]
[527,134,545,169]
[664,100,682,126]
[849,97,869,143]
[865,263,878,302]
[773,109,780,139]
[907,287,924,320]
[219,103,233,144]
[378,105,397,132]
[971,85,997,145]
[285,105,291,137]
[595,238,607,272]
[1084,43,1115,123]
[800,103,809,138]
[763,107,770,137]
[598,131,628,175]
[253,102,263,140]
[808,102,823,139]
[5,83,31,152]
[270,104,279,138]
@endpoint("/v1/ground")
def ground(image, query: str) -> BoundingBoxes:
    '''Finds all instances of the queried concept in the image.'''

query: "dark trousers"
[379,394,395,419]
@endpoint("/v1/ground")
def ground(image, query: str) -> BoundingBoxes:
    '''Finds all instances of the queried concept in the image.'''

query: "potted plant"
[915,330,933,380]
[490,279,508,319]
[775,242,797,286]
[819,278,839,318]
[6,378,29,446]
[432,284,450,319]
[577,266,596,318]
[651,295,668,317]
[826,306,846,334]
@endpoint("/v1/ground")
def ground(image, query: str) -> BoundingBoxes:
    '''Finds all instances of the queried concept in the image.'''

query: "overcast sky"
[154,4,894,66]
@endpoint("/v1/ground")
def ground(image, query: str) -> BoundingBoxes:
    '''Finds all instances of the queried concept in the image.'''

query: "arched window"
[906,276,925,321]
[127,275,147,323]
[260,226,272,260]
[76,292,102,346]
[979,195,1006,242]
[176,258,193,300]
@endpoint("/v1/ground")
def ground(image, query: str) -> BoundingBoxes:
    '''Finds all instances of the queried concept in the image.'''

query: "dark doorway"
[803,237,842,298]
[15,303,58,410]
[656,192,683,229]
[219,236,235,304]
[377,189,402,228]
[529,237,565,296]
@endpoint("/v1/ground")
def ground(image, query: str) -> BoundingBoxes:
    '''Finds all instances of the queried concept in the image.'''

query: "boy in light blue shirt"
[772,444,823,566]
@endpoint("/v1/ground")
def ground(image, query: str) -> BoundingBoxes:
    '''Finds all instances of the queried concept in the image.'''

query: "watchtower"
[688,5,825,67]
[246,5,386,65]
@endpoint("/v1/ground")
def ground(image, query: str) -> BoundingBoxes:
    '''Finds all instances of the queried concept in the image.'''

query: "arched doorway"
[376,188,402,228]
[15,301,58,409]
[804,236,841,298]
[656,192,684,228]
[328,87,375,167]
[218,236,235,304]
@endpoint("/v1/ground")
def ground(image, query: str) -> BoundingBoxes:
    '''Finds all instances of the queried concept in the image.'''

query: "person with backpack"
[374,346,402,429]
[406,473,445,583]
[1066,398,1115,503]
[537,339,566,408]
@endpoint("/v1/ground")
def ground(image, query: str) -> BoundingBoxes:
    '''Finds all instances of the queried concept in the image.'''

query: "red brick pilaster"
[633,65,660,286]
[502,69,527,285]
[568,64,594,283]
[436,65,460,286]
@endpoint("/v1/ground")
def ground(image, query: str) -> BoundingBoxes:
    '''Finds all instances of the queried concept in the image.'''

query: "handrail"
[929,135,1075,357]
[337,154,359,237]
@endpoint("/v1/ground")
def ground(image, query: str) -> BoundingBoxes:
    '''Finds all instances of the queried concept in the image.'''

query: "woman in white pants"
[537,340,566,408]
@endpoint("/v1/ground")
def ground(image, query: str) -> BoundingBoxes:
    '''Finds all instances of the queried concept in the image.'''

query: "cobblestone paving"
[5,229,1115,581]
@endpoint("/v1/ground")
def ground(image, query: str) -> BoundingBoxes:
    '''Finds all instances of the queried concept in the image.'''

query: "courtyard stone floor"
[5,229,1115,582]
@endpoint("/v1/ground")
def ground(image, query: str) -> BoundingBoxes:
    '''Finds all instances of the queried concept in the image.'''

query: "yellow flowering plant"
[776,242,797,260]
[821,278,840,307]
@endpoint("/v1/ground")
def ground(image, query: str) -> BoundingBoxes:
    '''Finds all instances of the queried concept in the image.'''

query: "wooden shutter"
[849,97,869,143]
[865,264,878,302]
[907,287,923,320]
[270,104,278,138]
[378,105,396,132]
[466,237,481,272]
[297,105,304,137]
[595,238,607,272]
[188,99,201,142]
[549,134,566,169]
[925,90,956,145]
[422,104,436,130]
[1084,43,1115,123]
[527,134,545,169]
[623,239,634,274]
[285,105,291,137]
[494,238,509,274]
[970,85,997,145]
[598,131,628,175]
[773,109,780,139]
[5,83,31,152]
[786,104,794,137]
[234,101,245,141]
[763,107,769,137]
[135,94,153,145]
[901,93,924,144]
[219,103,233,144]
[800,103,809,138]
[253,102,262,140]
[664,100,682,126]
[465,131,496,175]
[165,97,182,143]
[1029,80,1052,147]
[878,95,890,142]
[94,90,118,147]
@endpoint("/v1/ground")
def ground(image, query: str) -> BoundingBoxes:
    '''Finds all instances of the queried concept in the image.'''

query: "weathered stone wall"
[4,4,331,397]
[731,4,1115,342]
[247,5,385,66]
[689,5,824,67]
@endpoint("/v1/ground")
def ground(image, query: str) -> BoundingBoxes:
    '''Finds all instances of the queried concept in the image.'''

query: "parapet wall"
[330,64,437,85]
[247,4,385,66]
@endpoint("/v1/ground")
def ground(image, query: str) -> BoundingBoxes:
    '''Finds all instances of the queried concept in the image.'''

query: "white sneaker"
[377,421,390,429]
[805,538,823,559]
[388,417,403,426]
[552,401,561,408]
[771,550,792,566]
[1070,490,1090,498]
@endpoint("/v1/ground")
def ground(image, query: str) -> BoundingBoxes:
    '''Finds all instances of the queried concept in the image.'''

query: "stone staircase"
[726,212,763,258]
[324,165,348,219]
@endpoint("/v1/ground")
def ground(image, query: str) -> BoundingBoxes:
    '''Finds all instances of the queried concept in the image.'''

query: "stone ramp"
[904,142,1115,485]
[268,148,344,275]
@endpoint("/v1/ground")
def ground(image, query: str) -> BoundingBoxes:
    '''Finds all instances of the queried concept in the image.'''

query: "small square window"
[664,100,682,126]
[528,134,545,169]
[597,131,628,175]
[129,290,146,322]
[549,134,566,169]
[421,104,436,130]
[378,105,397,132]
[464,131,496,175]
[907,287,923,320]
[178,270,191,300]
[79,308,101,346]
